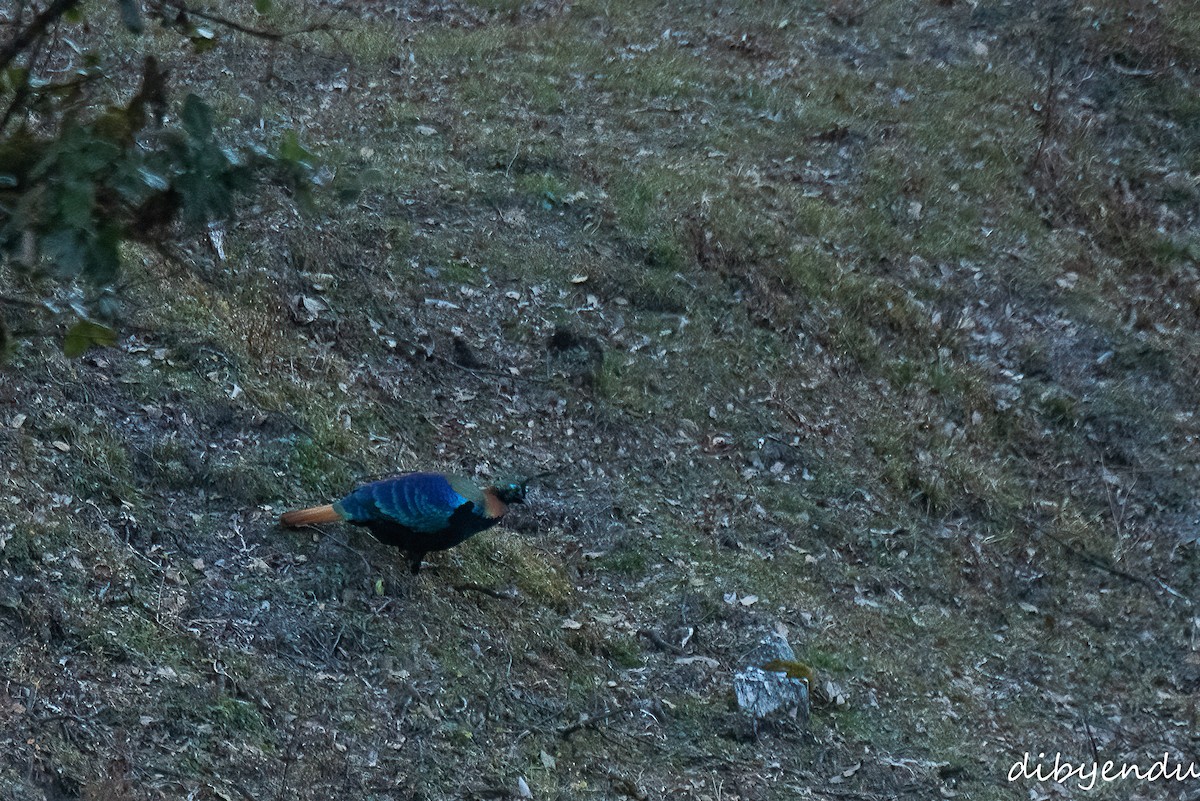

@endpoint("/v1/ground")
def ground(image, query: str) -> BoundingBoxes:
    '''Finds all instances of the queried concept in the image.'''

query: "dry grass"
[2,0,1199,799]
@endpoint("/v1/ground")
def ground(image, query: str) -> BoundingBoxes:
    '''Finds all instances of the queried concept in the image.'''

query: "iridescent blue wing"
[336,473,472,533]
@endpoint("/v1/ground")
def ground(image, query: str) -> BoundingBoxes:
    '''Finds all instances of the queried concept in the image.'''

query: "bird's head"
[490,471,552,505]
[491,481,528,505]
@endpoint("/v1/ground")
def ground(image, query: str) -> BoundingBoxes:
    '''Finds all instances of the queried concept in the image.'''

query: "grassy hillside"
[2,0,1198,799]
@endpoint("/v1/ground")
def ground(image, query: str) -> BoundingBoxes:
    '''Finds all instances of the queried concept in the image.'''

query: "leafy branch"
[153,0,284,42]
[0,0,320,357]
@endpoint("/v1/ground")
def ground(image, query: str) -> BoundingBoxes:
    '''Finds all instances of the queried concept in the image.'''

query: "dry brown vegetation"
[2,0,1199,799]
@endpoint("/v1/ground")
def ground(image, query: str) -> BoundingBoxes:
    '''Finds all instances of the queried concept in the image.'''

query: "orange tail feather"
[280,504,340,527]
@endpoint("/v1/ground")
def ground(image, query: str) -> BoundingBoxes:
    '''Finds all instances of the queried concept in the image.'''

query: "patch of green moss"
[596,542,648,578]
[601,634,643,669]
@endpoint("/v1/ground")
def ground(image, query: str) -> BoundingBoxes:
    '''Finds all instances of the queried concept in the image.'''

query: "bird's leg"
[408,551,427,575]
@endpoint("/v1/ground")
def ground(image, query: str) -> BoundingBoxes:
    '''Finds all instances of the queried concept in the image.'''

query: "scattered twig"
[1029,28,1062,178]
[1041,528,1176,605]
[1108,57,1156,77]
[637,628,683,655]
[429,352,552,386]
[323,623,347,663]
[605,770,650,801]
[504,141,521,179]
[0,27,43,132]
[480,656,508,732]
[0,294,46,309]
[319,532,374,574]
[1155,577,1192,604]
[559,700,650,740]
[1083,717,1100,767]
[487,199,509,227]
[1100,457,1135,559]
[800,788,898,801]
[151,765,257,801]
[32,712,92,727]
[453,582,517,600]
[273,711,301,801]
[0,0,80,73]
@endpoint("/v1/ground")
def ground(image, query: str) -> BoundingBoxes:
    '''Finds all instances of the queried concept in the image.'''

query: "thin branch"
[0,0,80,73]
[798,788,897,801]
[0,27,44,132]
[559,700,650,740]
[150,766,257,801]
[0,294,46,309]
[1041,527,1176,604]
[1029,32,1062,178]
[155,0,344,42]
[453,582,518,600]
[637,628,683,655]
[156,0,283,41]
[429,352,552,386]
[317,532,374,575]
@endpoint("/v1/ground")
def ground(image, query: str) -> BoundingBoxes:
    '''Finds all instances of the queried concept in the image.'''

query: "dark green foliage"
[0,2,316,356]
